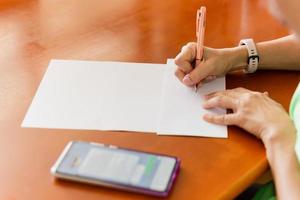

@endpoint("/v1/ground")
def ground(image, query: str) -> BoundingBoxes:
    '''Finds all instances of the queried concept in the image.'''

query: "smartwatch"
[239,38,259,73]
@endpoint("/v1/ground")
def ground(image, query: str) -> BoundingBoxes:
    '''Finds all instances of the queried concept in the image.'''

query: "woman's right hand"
[174,42,248,87]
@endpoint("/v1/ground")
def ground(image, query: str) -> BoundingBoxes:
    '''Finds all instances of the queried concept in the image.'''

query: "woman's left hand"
[202,87,296,147]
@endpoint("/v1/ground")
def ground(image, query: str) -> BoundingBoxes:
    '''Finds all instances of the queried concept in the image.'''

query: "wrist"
[262,128,297,166]
[223,46,248,72]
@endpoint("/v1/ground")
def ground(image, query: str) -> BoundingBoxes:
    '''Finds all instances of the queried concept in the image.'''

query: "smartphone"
[51,141,180,197]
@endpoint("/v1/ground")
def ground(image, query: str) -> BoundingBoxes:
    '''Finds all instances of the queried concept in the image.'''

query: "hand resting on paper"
[202,87,296,148]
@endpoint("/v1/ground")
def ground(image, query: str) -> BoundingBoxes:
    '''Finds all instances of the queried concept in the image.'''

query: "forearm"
[264,131,300,200]
[257,35,300,70]
[228,35,300,71]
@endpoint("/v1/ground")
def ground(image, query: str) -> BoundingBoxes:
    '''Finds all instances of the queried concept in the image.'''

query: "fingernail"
[203,114,211,121]
[183,74,194,86]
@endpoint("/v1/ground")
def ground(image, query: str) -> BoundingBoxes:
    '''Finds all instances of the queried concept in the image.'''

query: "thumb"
[188,61,212,84]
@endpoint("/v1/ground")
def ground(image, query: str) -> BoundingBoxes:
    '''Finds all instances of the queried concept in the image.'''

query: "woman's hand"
[174,42,248,87]
[202,87,296,148]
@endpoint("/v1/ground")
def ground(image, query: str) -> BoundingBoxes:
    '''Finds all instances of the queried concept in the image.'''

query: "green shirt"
[290,83,300,162]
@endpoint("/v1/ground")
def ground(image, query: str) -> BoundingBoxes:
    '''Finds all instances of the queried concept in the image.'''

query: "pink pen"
[195,6,206,92]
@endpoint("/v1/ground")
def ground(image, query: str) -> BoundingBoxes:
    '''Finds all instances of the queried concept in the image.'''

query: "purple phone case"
[56,141,181,197]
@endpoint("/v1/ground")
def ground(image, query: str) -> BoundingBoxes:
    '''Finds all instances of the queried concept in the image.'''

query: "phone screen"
[51,141,180,196]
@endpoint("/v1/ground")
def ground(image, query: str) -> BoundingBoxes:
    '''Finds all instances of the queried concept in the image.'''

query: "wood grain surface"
[0,0,298,199]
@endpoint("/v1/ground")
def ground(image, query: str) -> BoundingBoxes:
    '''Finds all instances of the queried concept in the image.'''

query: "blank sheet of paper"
[22,59,227,138]
[157,59,227,138]
[22,60,165,132]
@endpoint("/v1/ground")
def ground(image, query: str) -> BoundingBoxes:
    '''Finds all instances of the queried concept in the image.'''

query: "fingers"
[205,87,253,100]
[203,88,273,130]
[177,60,214,87]
[182,74,195,86]
[175,68,198,86]
[175,43,199,86]
[175,43,216,87]
[174,68,185,83]
[174,42,196,74]
[203,113,238,125]
[205,89,239,100]
[203,95,237,110]
[203,89,240,126]
[232,87,250,93]
[187,60,212,85]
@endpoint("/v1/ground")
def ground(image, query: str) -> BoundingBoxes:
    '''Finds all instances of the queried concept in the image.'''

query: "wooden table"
[0,0,298,199]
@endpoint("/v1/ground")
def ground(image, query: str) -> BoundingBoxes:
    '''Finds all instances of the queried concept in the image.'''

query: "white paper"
[22,59,227,138]
[22,60,165,132]
[157,59,227,138]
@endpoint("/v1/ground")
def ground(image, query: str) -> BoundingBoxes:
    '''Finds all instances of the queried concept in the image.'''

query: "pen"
[195,6,206,92]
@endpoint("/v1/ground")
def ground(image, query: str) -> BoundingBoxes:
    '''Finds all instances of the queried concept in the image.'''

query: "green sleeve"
[290,83,300,162]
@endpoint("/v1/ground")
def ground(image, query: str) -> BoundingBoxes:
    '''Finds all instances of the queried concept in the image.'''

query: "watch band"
[239,39,259,73]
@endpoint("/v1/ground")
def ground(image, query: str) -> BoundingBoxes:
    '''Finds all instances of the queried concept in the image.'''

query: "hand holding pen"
[175,7,224,89]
